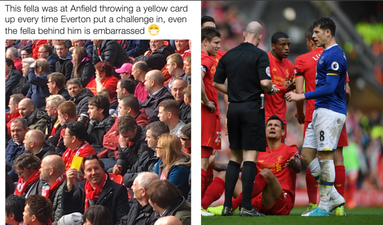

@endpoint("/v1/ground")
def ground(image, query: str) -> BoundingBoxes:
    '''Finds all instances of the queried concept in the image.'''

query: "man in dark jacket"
[142,70,174,122]
[23,129,55,159]
[38,44,59,73]
[55,41,73,81]
[118,172,159,225]
[26,59,50,109]
[18,98,48,132]
[67,78,94,116]
[112,115,152,176]
[47,72,70,100]
[6,58,22,109]
[135,40,175,70]
[7,118,28,182]
[63,155,130,225]
[92,40,131,68]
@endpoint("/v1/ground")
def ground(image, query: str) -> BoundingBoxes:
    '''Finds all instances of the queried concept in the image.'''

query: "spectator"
[147,180,191,225]
[171,78,191,124]
[6,58,22,109]
[47,72,70,100]
[183,85,191,107]
[18,98,48,132]
[166,53,186,90]
[5,39,16,51]
[6,46,22,73]
[112,115,153,176]
[23,195,53,225]
[71,46,95,87]
[45,94,66,139]
[6,195,26,225]
[135,40,175,70]
[63,155,130,224]
[183,55,191,85]
[158,99,185,137]
[6,94,24,140]
[20,46,33,59]
[38,44,59,73]
[174,40,189,56]
[180,123,191,154]
[31,39,49,59]
[26,58,50,109]
[121,40,150,58]
[55,40,73,81]
[57,212,83,225]
[132,61,150,103]
[13,153,41,198]
[23,129,55,160]
[83,205,113,225]
[118,172,159,225]
[70,39,93,56]
[154,216,182,225]
[91,40,130,68]
[62,121,96,171]
[67,78,94,116]
[86,61,119,102]
[87,95,115,154]
[115,62,134,79]
[113,78,136,115]
[120,95,150,127]
[142,70,174,122]
[12,57,34,96]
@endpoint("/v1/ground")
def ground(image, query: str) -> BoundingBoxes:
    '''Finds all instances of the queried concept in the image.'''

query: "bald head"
[43,155,65,177]
[244,21,263,46]
[154,216,182,225]
[136,172,159,189]
[25,129,45,152]
[18,98,35,118]
[148,70,164,86]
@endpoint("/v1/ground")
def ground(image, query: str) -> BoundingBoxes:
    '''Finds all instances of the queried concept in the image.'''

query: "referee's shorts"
[227,101,266,151]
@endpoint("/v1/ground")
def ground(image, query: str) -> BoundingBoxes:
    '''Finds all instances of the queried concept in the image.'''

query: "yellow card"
[71,155,83,171]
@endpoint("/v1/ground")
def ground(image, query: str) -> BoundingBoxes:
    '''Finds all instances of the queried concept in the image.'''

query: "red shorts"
[304,121,348,148]
[201,146,213,158]
[214,119,222,150]
[201,104,217,148]
[252,191,294,215]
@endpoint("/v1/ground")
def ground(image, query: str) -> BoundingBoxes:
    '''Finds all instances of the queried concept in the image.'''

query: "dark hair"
[73,46,88,78]
[95,61,114,77]
[271,31,289,45]
[25,195,53,224]
[180,123,191,139]
[201,15,215,26]
[201,26,221,43]
[6,58,14,68]
[158,99,180,115]
[266,115,284,130]
[12,118,28,130]
[147,180,181,209]
[88,94,110,118]
[6,195,26,223]
[120,95,139,113]
[66,78,83,88]
[145,121,169,138]
[66,121,88,141]
[133,61,149,72]
[305,25,314,41]
[81,155,105,173]
[22,46,33,54]
[10,93,25,105]
[313,17,336,36]
[83,205,113,225]
[117,114,137,134]
[119,78,136,95]
[40,44,53,55]
[47,72,66,89]
[13,153,41,171]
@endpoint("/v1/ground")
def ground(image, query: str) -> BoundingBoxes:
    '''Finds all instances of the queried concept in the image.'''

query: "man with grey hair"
[118,172,159,225]
[142,70,174,122]
[6,46,22,72]
[45,94,66,139]
[12,57,34,96]
[23,129,55,159]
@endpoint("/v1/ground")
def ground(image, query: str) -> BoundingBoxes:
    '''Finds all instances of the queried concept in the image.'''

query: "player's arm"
[284,153,301,173]
[261,79,277,95]
[294,75,305,124]
[201,69,215,112]
[212,81,227,94]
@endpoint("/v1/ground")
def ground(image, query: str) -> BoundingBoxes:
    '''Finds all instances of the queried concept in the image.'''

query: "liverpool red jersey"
[257,143,300,202]
[62,141,96,171]
[264,52,294,122]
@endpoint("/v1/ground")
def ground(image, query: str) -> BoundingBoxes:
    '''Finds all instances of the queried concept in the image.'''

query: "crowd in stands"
[5,39,192,225]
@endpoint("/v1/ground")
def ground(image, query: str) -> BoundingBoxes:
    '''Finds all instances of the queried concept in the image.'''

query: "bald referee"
[213,21,276,216]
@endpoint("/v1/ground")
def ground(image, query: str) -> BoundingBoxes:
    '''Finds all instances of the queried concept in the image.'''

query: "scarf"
[14,170,40,195]
[84,173,107,210]
[41,173,66,198]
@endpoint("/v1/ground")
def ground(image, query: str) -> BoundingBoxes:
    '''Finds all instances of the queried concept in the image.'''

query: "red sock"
[306,167,318,204]
[335,165,345,197]
[201,177,225,209]
[201,168,207,199]
[232,173,266,210]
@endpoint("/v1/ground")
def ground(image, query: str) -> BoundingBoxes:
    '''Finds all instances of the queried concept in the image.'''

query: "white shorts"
[303,108,346,151]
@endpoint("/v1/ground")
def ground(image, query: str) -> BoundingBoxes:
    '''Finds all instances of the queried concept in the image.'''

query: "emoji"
[148,24,160,36]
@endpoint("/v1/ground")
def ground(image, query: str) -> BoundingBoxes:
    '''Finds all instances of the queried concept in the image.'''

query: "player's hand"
[224,118,228,136]
[286,80,296,92]
[295,112,305,124]
[205,101,216,112]
[285,92,304,102]
[268,84,279,96]
[112,164,122,175]
[284,155,297,168]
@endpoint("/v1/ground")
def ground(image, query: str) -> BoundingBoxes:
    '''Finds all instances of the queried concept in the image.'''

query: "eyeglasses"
[16,170,26,177]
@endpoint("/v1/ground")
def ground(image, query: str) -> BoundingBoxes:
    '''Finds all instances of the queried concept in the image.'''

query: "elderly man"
[135,40,175,70]
[26,58,51,109]
[23,129,55,159]
[6,46,22,72]
[63,155,130,224]
[142,70,174,122]
[39,154,67,223]
[171,78,190,124]
[18,98,47,132]
[44,94,66,139]
[118,172,159,225]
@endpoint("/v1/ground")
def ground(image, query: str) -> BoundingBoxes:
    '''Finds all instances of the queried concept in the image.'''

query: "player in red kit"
[201,26,221,201]
[265,32,295,143]
[294,26,351,216]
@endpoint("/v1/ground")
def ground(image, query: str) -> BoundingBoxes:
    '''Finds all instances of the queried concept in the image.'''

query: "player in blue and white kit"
[285,17,347,216]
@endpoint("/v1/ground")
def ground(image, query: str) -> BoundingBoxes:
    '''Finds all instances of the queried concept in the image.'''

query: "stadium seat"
[109,173,124,184]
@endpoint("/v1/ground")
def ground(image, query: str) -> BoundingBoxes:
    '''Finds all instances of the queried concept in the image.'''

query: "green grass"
[201,207,383,225]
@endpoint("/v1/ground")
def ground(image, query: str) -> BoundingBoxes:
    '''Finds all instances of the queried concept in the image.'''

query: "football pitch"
[201,207,383,225]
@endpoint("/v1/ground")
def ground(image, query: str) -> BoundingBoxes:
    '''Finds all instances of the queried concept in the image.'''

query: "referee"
[213,21,276,216]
